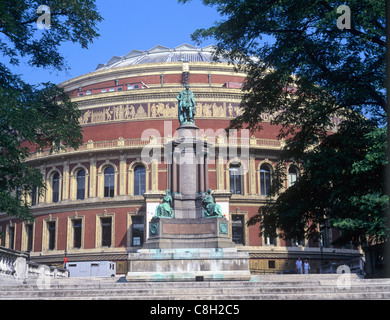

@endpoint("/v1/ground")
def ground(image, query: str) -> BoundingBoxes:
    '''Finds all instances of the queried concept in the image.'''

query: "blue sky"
[12,0,221,85]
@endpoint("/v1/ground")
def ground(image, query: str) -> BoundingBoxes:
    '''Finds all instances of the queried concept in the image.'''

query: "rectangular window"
[117,87,123,91]
[132,215,144,246]
[9,226,15,250]
[47,221,56,250]
[78,92,84,96]
[109,88,115,92]
[101,217,112,247]
[268,260,276,269]
[73,219,82,249]
[86,91,92,95]
[231,215,244,245]
[26,224,33,252]
[101,89,107,93]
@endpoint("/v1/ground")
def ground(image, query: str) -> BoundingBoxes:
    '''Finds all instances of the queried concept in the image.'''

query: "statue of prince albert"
[176,84,196,125]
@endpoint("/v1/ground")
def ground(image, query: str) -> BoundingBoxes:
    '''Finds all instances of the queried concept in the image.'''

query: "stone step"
[2,278,388,291]
[33,276,390,286]
[1,275,389,300]
[2,291,390,300]
[1,283,389,299]
[251,273,362,281]
[1,286,389,298]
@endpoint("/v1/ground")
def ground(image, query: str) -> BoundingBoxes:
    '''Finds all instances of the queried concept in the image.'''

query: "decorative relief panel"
[78,101,342,131]
[79,102,244,125]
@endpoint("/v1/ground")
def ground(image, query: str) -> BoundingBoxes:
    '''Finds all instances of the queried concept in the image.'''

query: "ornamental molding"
[74,87,244,109]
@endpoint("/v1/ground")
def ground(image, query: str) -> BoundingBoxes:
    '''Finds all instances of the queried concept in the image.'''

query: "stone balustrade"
[26,136,282,161]
[0,246,68,282]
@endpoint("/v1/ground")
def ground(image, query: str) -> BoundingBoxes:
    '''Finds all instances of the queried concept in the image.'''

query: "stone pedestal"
[126,248,251,282]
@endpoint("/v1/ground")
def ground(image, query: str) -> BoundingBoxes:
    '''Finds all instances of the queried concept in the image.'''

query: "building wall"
[0,61,360,272]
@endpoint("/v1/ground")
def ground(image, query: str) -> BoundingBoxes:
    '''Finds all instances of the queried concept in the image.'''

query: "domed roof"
[95,44,229,70]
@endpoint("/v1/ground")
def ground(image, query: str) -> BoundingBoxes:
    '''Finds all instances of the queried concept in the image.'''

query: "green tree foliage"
[0,0,103,221]
[180,0,387,244]
[251,119,388,246]
[332,125,388,245]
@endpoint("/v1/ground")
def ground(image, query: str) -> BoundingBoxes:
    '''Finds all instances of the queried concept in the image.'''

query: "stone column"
[177,130,197,196]
[216,155,225,190]
[89,156,97,198]
[119,154,126,195]
[62,160,70,200]
[204,153,209,191]
[169,124,204,219]
[39,165,46,203]
[249,154,256,195]
[151,159,158,191]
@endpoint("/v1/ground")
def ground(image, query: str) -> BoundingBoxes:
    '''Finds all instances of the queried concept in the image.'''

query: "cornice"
[60,62,246,92]
[73,86,244,109]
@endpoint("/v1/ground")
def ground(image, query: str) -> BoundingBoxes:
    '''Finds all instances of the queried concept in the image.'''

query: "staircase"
[1,274,389,300]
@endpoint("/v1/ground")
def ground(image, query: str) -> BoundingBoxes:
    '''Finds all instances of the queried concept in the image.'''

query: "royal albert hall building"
[0,44,362,274]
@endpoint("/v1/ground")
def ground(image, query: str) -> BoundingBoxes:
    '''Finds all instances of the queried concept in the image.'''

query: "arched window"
[260,164,272,196]
[104,167,115,198]
[52,172,60,203]
[229,163,242,195]
[76,169,86,200]
[288,166,299,187]
[133,165,146,196]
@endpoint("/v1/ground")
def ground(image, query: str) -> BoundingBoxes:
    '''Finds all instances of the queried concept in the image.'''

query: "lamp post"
[319,222,325,273]
[64,249,68,268]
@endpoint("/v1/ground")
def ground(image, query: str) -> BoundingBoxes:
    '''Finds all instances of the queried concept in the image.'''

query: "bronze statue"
[202,189,223,218]
[155,189,174,218]
[176,84,196,125]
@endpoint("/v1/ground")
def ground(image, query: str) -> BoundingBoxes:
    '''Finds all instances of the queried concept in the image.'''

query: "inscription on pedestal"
[162,222,215,235]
